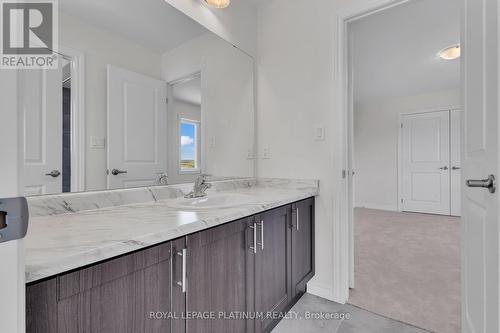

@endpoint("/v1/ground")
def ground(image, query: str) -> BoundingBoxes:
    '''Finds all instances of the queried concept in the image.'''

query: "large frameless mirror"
[17,0,255,195]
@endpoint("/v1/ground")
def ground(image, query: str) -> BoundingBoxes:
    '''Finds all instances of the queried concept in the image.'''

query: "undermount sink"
[168,193,254,210]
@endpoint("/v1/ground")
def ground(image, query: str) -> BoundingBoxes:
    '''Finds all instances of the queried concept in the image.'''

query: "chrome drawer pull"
[249,223,257,254]
[176,248,187,293]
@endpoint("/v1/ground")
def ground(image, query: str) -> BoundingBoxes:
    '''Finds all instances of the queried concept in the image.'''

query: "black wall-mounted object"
[0,197,29,243]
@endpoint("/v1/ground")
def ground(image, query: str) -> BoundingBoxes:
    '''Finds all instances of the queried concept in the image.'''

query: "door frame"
[59,45,86,192]
[397,107,460,213]
[335,0,414,301]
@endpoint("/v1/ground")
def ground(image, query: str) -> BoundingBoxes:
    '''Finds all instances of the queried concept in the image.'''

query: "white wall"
[0,70,25,333]
[164,0,257,56]
[257,0,347,301]
[256,0,464,303]
[162,33,255,180]
[168,100,202,184]
[59,12,163,190]
[354,89,460,211]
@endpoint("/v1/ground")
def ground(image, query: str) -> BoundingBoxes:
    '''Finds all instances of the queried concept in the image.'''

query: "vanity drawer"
[58,242,171,300]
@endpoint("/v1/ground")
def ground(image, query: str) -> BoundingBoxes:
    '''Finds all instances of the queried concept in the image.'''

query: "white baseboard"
[306,281,345,304]
[354,202,399,212]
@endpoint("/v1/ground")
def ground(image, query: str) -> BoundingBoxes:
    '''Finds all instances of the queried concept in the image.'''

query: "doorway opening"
[62,58,72,193]
[345,0,461,332]
[167,73,203,185]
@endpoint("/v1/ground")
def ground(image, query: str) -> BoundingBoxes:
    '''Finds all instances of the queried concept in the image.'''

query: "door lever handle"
[466,174,496,193]
[111,169,128,176]
[45,170,61,178]
[439,166,449,170]
[452,166,461,170]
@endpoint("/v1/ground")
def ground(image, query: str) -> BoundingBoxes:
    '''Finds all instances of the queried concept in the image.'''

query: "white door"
[462,0,499,331]
[401,111,450,215]
[107,65,167,189]
[19,67,63,196]
[450,109,462,216]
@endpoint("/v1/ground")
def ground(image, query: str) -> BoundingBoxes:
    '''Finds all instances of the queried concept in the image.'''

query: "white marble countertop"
[25,178,319,283]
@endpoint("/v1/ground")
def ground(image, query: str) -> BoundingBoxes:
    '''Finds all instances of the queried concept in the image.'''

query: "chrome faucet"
[185,174,212,198]
[156,172,169,185]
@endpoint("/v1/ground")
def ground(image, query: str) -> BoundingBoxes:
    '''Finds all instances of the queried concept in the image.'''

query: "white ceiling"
[59,0,208,53]
[350,0,460,102]
[173,77,202,106]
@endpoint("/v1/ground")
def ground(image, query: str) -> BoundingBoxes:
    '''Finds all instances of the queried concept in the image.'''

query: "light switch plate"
[314,127,325,141]
[90,136,106,149]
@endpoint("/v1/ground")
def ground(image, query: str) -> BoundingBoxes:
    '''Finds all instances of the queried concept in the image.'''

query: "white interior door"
[19,67,63,196]
[450,109,462,216]
[401,111,450,215]
[462,0,499,331]
[107,65,167,189]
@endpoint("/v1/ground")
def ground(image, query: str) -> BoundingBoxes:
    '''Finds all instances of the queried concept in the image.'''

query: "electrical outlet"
[209,136,216,148]
[247,148,254,160]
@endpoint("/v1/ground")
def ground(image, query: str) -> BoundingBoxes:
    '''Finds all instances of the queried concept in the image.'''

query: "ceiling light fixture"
[438,44,461,60]
[204,0,231,8]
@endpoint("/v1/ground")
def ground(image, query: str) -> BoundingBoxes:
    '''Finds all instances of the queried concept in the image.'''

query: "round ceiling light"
[438,44,461,60]
[204,0,231,8]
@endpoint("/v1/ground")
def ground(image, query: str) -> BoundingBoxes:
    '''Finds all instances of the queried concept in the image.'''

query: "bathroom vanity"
[17,2,316,331]
[25,179,317,333]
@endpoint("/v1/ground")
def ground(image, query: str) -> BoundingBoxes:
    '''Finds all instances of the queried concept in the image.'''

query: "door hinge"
[166,98,169,104]
[401,123,403,128]
[401,198,404,204]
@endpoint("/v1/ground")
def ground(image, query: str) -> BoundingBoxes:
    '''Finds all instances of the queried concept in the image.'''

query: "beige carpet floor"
[348,208,460,333]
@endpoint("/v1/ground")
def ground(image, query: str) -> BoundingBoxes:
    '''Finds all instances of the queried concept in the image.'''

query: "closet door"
[401,111,450,215]
[107,65,167,189]
[450,110,462,216]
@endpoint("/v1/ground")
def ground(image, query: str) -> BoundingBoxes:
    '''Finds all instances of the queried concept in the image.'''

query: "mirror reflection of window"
[180,120,199,172]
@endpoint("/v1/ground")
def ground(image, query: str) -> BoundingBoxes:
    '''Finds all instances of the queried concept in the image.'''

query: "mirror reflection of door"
[19,54,78,196]
[106,65,168,190]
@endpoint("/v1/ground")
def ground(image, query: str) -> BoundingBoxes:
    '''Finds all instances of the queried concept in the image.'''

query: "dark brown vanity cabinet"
[26,198,315,333]
[291,197,315,301]
[27,242,172,333]
[182,216,254,333]
[253,206,292,333]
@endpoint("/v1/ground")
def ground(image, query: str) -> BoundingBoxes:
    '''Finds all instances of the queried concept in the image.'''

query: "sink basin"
[168,193,254,210]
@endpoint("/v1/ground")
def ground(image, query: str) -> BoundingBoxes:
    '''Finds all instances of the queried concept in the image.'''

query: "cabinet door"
[254,206,292,333]
[55,243,172,333]
[185,217,255,333]
[291,198,315,300]
[26,279,58,333]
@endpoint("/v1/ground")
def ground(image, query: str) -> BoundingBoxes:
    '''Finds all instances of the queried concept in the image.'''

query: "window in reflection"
[180,120,200,173]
